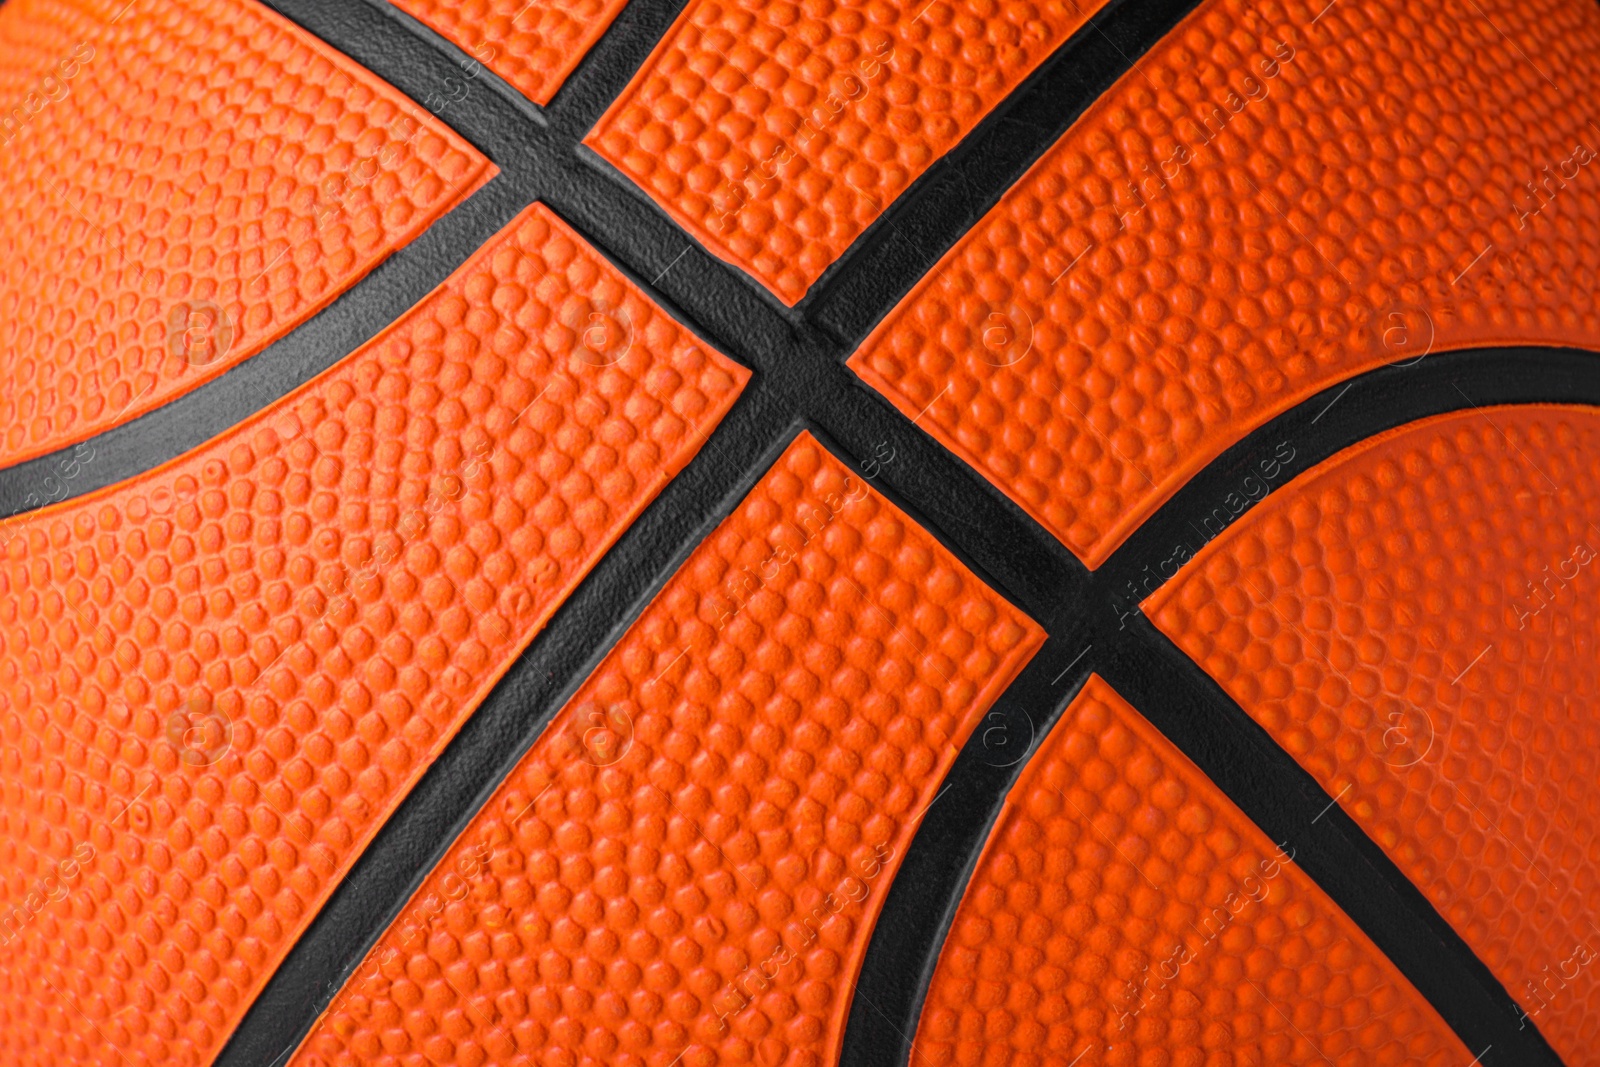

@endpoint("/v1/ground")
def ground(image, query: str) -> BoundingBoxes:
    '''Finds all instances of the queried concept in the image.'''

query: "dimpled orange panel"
[290,431,1044,1067]
[912,674,1469,1066]
[390,0,629,106]
[847,0,1600,566]
[0,202,746,1067]
[584,0,1112,305]
[0,0,491,470]
[1147,406,1600,1064]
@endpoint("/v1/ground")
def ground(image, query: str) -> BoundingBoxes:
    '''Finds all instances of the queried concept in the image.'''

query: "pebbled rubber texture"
[584,0,1113,305]
[0,0,491,472]
[0,201,746,1067]
[291,430,1044,1067]
[388,0,630,106]
[1148,405,1600,1065]
[847,0,1600,566]
[913,673,1471,1066]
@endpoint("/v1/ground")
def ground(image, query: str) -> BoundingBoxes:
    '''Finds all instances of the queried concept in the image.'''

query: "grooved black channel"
[844,347,1600,1067]
[0,0,1578,1063]
[221,390,801,1067]
[1094,346,1600,604]
[807,0,1208,346]
[0,176,519,520]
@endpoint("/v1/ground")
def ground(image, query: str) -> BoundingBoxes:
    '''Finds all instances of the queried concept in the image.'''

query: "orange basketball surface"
[0,0,492,471]
[848,0,1600,565]
[0,202,745,1067]
[912,674,1469,1065]
[586,0,1114,304]
[1149,406,1600,1065]
[389,0,630,106]
[290,431,1043,1067]
[1,0,1597,1063]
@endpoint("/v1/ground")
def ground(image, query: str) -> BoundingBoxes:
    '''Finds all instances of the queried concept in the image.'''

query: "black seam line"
[799,418,1047,625]
[529,152,1090,626]
[808,0,1208,344]
[18,0,1581,1063]
[566,140,814,326]
[0,2,1094,1055]
[0,0,549,517]
[360,0,552,128]
[216,399,1049,1065]
[1100,621,1565,1067]
[845,346,1600,1067]
[6,0,1107,630]
[259,0,542,165]
[216,384,800,1067]
[1094,345,1600,607]
[536,0,694,138]
[541,0,1206,336]
[843,620,1570,1067]
[842,650,1093,1067]
[0,175,521,521]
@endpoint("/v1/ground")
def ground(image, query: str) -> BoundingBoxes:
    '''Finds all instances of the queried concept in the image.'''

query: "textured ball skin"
[0,0,1596,1066]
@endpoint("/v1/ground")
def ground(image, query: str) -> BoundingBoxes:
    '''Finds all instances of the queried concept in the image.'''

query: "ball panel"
[390,0,629,106]
[1150,405,1600,1063]
[585,0,1115,305]
[2,0,1592,1061]
[847,0,1600,566]
[0,0,491,472]
[912,674,1469,1066]
[0,201,744,1067]
[290,430,1044,1067]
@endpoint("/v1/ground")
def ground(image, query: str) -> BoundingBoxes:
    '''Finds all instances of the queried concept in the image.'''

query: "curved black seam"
[215,386,801,1066]
[807,0,1207,343]
[21,0,1583,1062]
[1094,345,1600,608]
[840,659,1091,1067]
[1101,619,1565,1067]
[221,3,1600,1065]
[0,0,546,517]
[842,346,1598,1067]
[0,174,521,521]
[358,0,553,127]
[219,411,1042,1066]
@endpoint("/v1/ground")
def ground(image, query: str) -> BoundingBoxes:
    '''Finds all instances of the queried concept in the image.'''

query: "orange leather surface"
[291,431,1044,1067]
[585,0,1112,305]
[0,0,491,471]
[847,0,1600,566]
[0,202,746,1067]
[913,674,1470,1066]
[1148,406,1600,1065]
[389,0,629,106]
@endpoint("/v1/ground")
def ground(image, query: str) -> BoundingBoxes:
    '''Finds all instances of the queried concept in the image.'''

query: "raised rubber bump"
[0,201,745,1067]
[291,430,1045,1067]
[0,0,493,471]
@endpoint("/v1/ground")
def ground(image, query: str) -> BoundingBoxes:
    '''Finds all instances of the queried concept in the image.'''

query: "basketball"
[0,0,1595,1064]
